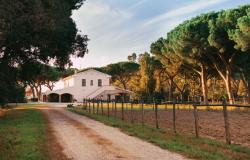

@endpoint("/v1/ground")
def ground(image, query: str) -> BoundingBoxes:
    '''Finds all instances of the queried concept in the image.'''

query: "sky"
[71,0,250,69]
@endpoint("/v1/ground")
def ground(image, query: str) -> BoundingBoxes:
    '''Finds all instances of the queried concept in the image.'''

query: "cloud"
[71,0,246,69]
[72,1,201,68]
[80,0,132,18]
[143,0,227,26]
[126,0,148,11]
[72,0,135,40]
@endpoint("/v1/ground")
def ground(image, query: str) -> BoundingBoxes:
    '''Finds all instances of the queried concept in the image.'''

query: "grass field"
[82,102,250,146]
[69,107,250,160]
[0,107,48,160]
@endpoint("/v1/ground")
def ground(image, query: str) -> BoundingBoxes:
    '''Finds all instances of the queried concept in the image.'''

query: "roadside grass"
[0,107,48,160]
[69,107,250,160]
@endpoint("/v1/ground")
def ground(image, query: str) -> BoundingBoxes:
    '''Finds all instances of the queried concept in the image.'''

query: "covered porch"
[43,93,74,103]
[94,87,133,101]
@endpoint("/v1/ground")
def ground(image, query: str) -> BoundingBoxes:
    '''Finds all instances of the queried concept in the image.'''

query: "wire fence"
[78,99,250,146]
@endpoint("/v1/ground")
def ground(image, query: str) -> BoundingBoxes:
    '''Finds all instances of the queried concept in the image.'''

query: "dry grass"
[84,102,245,111]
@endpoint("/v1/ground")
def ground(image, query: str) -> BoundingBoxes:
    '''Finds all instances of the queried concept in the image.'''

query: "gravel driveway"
[42,107,187,160]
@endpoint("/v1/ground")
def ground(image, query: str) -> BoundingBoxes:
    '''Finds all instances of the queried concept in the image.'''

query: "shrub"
[67,104,74,108]
[30,98,38,102]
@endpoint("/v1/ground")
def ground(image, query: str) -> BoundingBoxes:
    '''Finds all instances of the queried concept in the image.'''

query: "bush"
[67,104,74,108]
[0,83,25,106]
[30,98,38,102]
[0,64,25,106]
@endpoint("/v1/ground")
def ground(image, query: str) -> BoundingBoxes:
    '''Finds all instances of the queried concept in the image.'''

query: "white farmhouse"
[42,69,132,102]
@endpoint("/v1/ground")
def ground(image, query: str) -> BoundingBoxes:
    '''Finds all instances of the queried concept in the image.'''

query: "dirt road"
[42,107,187,160]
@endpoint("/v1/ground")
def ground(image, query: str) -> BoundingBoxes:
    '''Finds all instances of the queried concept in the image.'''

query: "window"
[98,79,102,87]
[82,79,86,86]
[90,80,93,86]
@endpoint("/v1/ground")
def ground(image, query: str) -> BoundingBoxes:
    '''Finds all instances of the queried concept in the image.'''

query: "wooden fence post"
[101,100,104,115]
[88,99,91,113]
[115,101,117,118]
[87,99,89,112]
[152,99,155,111]
[223,100,231,144]
[122,99,124,120]
[126,102,128,111]
[86,99,88,108]
[155,100,159,129]
[107,100,110,117]
[82,99,84,109]
[193,103,199,138]
[141,100,144,125]
[82,99,84,108]
[97,100,99,115]
[93,100,95,114]
[173,101,176,133]
[112,101,114,116]
[130,101,134,123]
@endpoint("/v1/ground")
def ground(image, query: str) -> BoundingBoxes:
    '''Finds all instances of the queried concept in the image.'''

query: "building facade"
[42,69,131,102]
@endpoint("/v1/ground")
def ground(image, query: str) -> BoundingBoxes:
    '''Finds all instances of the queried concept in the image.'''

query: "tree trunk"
[242,79,250,104]
[169,78,174,101]
[34,86,39,99]
[240,73,250,104]
[205,53,235,104]
[121,81,127,90]
[180,91,184,102]
[246,84,250,104]
[224,73,234,104]
[30,85,36,98]
[46,81,54,91]
[247,83,250,104]
[49,86,53,91]
[211,78,216,103]
[38,85,42,101]
[200,65,208,105]
[34,85,42,101]
[155,71,161,92]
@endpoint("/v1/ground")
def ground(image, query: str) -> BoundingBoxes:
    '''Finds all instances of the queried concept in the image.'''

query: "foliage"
[0,63,25,105]
[149,5,250,104]
[67,104,74,108]
[0,0,88,67]
[103,61,140,89]
[19,61,63,100]
[0,0,88,105]
[127,53,137,62]
[60,68,77,78]
[136,52,165,100]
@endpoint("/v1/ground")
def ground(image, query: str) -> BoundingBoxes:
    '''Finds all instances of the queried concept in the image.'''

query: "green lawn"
[69,107,250,160]
[0,108,48,160]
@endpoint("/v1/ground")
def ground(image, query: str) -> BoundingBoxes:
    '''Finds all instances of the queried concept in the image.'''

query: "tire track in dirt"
[44,112,72,160]
[41,107,187,160]
[42,107,135,160]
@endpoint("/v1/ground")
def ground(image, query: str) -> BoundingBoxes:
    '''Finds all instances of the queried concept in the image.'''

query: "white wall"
[44,69,111,102]
[64,78,74,88]
[69,70,110,101]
